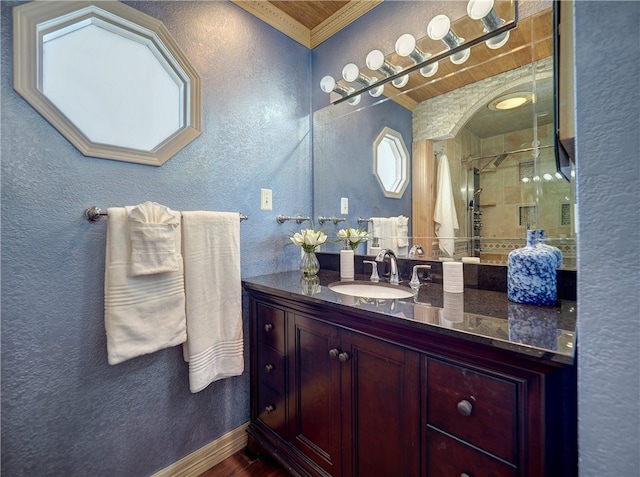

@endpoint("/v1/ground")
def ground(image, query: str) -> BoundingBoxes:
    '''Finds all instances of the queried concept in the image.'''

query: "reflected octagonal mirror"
[373,127,410,199]
[13,1,202,166]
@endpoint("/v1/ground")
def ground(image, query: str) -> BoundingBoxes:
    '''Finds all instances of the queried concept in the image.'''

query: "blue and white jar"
[537,229,563,268]
[507,230,557,306]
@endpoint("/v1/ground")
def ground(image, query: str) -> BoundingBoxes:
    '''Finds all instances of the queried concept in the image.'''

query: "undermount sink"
[328,281,414,299]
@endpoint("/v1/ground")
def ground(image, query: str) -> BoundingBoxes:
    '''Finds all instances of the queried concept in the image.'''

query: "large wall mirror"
[13,1,202,166]
[313,0,576,267]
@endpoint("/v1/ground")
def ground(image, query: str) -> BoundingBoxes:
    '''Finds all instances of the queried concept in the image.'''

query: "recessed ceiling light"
[488,92,532,111]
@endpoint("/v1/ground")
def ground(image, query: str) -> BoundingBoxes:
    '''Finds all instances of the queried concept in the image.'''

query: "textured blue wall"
[1,1,310,475]
[575,2,640,474]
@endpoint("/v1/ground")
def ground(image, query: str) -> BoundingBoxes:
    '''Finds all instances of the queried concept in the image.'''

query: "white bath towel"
[433,154,459,258]
[129,201,180,276]
[104,207,186,365]
[182,211,244,393]
[367,217,398,255]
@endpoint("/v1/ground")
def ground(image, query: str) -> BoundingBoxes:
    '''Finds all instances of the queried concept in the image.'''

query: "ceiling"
[231,1,554,131]
[230,0,382,49]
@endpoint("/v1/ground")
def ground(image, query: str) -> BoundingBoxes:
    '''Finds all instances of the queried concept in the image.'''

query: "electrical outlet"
[260,188,272,211]
[341,197,349,214]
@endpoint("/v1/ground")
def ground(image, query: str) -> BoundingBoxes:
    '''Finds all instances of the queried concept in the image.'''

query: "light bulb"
[427,15,451,41]
[320,75,336,93]
[342,63,360,82]
[395,33,418,58]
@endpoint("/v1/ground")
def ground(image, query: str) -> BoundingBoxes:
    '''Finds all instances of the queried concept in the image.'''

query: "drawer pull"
[460,473,472,477]
[264,364,274,373]
[265,404,276,414]
[329,348,340,358]
[264,323,273,332]
[457,399,473,417]
[338,352,350,363]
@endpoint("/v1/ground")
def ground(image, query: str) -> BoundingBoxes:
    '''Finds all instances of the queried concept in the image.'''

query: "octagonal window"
[373,127,410,198]
[13,2,202,166]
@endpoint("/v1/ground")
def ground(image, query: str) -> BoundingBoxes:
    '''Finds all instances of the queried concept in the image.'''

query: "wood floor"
[197,450,291,477]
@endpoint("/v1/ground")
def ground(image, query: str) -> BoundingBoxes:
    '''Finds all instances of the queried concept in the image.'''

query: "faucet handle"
[409,245,425,258]
[363,260,380,282]
[410,264,432,290]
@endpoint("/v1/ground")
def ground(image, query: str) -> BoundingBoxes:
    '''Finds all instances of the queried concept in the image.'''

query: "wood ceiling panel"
[269,1,349,30]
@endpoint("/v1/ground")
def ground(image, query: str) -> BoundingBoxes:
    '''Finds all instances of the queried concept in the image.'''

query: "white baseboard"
[151,422,249,477]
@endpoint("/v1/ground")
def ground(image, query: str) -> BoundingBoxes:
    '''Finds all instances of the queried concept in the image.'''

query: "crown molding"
[231,1,382,49]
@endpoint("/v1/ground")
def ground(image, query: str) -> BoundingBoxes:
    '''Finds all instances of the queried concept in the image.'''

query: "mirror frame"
[13,1,202,166]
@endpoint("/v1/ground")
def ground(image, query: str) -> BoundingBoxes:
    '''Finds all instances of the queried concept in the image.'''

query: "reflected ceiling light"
[320,75,361,105]
[342,63,384,97]
[467,0,510,49]
[366,49,409,88]
[543,173,553,181]
[395,34,438,77]
[427,15,470,65]
[555,172,564,180]
[488,92,532,111]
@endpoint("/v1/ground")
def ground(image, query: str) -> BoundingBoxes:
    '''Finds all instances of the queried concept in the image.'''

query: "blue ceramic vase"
[507,230,557,306]
[537,229,563,268]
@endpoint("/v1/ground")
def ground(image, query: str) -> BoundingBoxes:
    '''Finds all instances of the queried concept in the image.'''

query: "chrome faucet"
[375,249,401,285]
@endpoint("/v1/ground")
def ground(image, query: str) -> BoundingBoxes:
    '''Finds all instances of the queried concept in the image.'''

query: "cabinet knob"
[338,352,350,363]
[457,399,473,417]
[265,404,275,414]
[460,473,472,477]
[329,348,340,358]
[264,323,273,332]
[264,364,274,373]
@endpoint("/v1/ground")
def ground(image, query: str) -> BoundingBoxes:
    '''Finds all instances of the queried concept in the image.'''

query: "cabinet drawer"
[427,359,517,463]
[256,303,285,353]
[258,382,286,438]
[427,428,517,477]
[257,344,285,394]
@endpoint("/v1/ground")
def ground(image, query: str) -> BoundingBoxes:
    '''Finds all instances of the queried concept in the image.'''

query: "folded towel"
[104,207,186,365]
[433,154,459,258]
[129,201,180,276]
[182,211,243,393]
[396,215,409,247]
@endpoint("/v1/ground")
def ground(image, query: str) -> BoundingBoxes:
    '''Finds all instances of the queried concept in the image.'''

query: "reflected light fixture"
[489,92,532,111]
[342,63,384,97]
[427,15,470,65]
[467,0,510,49]
[366,49,409,88]
[320,75,361,105]
[395,34,438,77]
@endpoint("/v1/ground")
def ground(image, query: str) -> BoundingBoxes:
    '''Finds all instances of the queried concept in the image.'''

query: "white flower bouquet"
[290,228,328,253]
[337,227,369,251]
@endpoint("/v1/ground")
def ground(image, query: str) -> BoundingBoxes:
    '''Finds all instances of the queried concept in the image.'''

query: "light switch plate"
[341,197,349,214]
[261,188,272,211]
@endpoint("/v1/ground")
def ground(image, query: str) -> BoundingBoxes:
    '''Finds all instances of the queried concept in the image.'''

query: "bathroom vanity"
[243,270,577,477]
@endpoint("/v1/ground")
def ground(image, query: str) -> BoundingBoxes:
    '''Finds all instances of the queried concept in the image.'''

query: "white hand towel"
[182,211,244,393]
[433,154,459,258]
[104,207,186,365]
[129,201,180,276]
[367,217,398,255]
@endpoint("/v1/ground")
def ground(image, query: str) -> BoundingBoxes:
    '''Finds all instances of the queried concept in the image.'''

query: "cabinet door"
[289,314,342,476]
[341,331,421,477]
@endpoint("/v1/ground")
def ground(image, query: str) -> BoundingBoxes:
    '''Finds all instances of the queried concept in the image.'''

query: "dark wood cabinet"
[246,288,575,477]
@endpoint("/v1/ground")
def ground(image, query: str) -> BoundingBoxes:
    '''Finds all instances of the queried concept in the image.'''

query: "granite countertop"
[243,270,577,365]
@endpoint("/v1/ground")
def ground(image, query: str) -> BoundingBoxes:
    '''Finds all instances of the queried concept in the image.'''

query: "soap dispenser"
[369,237,381,256]
[340,240,355,281]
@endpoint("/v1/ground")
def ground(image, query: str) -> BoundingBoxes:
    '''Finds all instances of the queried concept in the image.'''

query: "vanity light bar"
[322,0,517,106]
